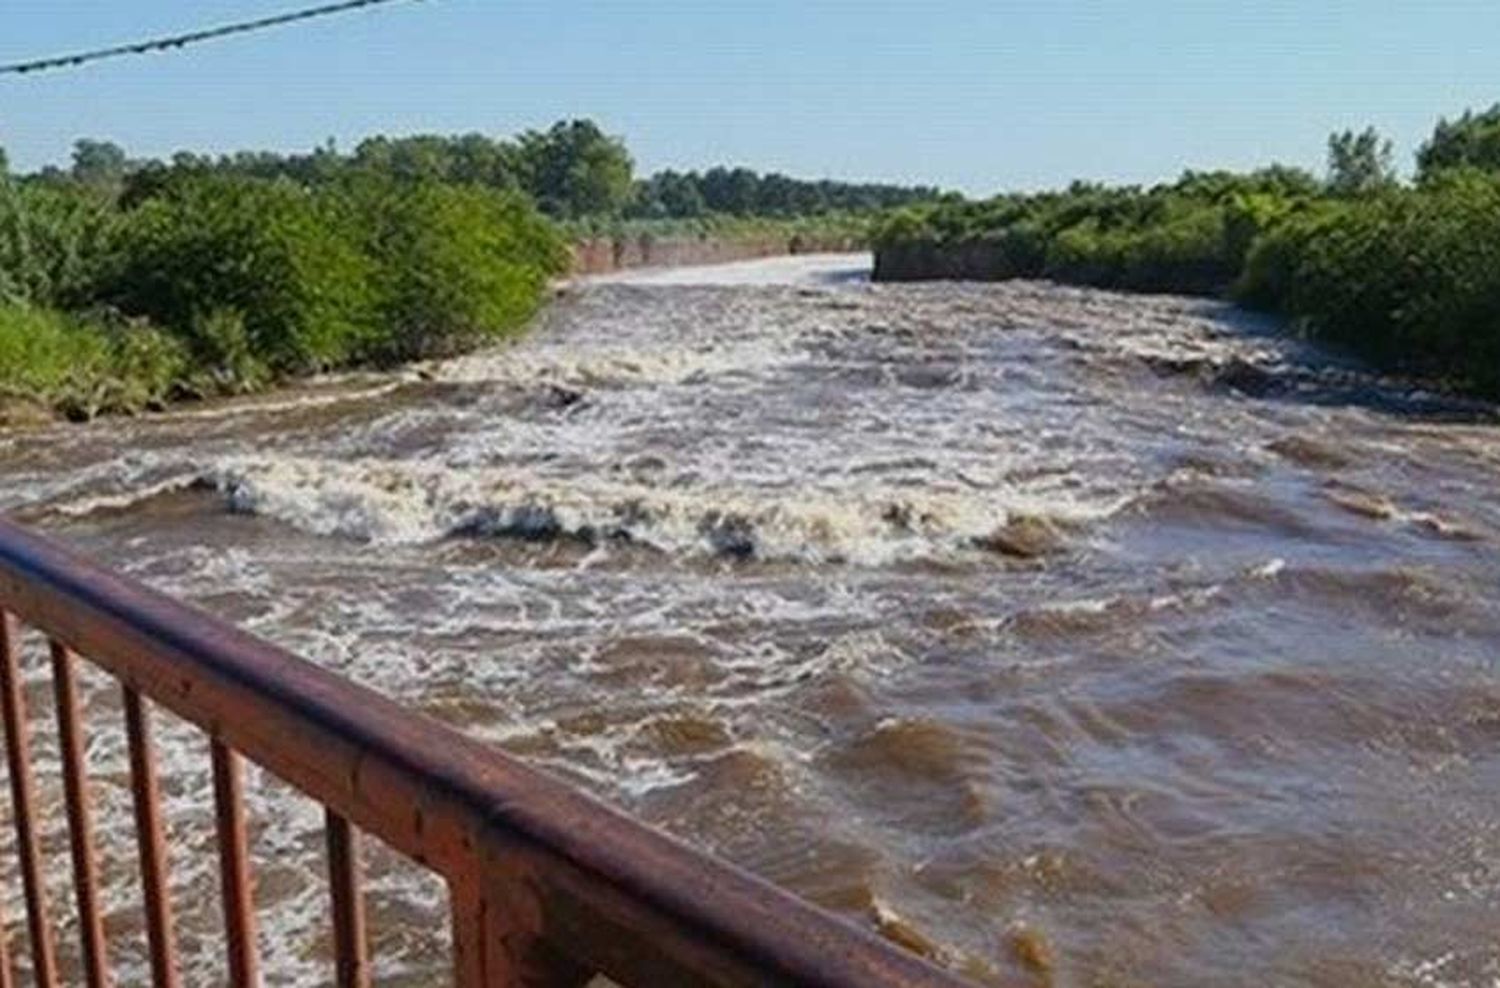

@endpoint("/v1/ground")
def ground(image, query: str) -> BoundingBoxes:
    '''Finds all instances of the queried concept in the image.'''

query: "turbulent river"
[2,253,1500,986]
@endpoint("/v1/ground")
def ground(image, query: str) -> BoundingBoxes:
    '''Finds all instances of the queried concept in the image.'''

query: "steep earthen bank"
[871,241,1013,282]
[572,232,862,276]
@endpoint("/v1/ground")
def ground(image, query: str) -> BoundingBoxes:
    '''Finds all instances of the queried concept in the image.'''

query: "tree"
[71,139,129,196]
[700,166,759,215]
[515,120,633,218]
[634,170,705,218]
[1326,127,1395,196]
[1417,105,1500,179]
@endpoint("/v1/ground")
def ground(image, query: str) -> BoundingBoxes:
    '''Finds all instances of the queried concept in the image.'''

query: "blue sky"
[2,1,1498,194]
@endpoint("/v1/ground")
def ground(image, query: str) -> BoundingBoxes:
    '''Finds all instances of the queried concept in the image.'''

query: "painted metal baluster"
[50,641,111,988]
[449,879,490,988]
[325,810,369,988]
[123,686,180,988]
[0,614,59,988]
[211,741,259,987]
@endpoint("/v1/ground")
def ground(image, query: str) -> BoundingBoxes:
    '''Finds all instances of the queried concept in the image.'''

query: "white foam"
[205,453,1114,564]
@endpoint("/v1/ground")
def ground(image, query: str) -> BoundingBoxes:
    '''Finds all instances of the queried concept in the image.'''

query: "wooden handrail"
[0,516,978,987]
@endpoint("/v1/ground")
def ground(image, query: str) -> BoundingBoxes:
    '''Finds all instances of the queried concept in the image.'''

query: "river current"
[2,254,1498,986]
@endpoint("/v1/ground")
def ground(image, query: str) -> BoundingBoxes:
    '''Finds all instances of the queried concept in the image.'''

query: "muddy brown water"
[1,254,1499,986]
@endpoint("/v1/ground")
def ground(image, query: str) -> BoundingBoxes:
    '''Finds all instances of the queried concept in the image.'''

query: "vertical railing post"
[325,810,369,988]
[123,686,180,988]
[449,869,592,988]
[450,878,492,988]
[50,641,112,988]
[211,741,260,988]
[0,614,59,987]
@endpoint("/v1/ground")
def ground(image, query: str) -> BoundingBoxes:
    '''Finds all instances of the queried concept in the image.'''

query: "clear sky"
[2,1,1498,195]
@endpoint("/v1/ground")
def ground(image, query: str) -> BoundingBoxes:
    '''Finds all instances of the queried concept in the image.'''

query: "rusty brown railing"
[0,516,975,987]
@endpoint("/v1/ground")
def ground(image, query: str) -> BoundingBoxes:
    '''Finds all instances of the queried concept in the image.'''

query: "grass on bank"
[0,304,186,421]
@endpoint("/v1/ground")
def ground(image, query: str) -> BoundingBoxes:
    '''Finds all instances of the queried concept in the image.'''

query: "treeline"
[2,118,937,420]
[873,106,1500,395]
[631,167,943,220]
[35,120,942,222]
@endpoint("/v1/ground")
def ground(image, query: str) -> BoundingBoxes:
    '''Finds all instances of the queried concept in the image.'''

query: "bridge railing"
[0,516,976,987]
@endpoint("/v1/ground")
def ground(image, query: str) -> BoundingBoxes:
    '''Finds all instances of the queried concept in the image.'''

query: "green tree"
[634,169,706,218]
[1326,127,1396,196]
[71,139,129,197]
[700,167,760,215]
[516,120,634,218]
[1416,104,1500,179]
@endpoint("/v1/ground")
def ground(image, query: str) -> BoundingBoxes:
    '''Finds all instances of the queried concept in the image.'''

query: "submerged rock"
[541,384,585,410]
[699,511,756,559]
[1266,434,1352,469]
[1213,357,1282,397]
[975,515,1065,559]
[455,503,564,541]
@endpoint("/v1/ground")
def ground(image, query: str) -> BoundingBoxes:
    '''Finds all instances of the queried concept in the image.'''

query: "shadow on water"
[1176,299,1500,424]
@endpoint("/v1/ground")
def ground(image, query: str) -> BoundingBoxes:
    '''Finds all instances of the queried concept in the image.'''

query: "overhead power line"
[0,0,416,76]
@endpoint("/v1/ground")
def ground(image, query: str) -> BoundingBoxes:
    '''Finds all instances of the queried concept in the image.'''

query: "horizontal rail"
[0,516,975,987]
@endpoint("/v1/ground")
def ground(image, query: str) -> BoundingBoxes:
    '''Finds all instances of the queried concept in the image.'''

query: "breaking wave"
[202,454,1117,564]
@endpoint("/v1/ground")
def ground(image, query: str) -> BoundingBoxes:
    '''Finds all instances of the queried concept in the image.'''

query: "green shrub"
[0,304,110,404]
[1236,174,1500,391]
[872,173,1295,293]
[183,307,267,393]
[0,304,187,418]
[104,174,377,376]
[337,178,567,362]
[103,318,191,411]
[0,180,119,308]
[874,162,1500,396]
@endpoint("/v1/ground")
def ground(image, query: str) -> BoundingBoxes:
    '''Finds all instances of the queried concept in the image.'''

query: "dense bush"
[105,175,378,377]
[873,170,1313,293]
[104,172,569,381]
[1238,172,1500,392]
[338,177,568,362]
[0,305,185,418]
[0,179,119,308]
[1,161,566,418]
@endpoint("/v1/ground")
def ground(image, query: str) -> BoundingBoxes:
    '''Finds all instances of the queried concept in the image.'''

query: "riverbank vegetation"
[1,120,938,421]
[874,108,1500,396]
[0,163,566,421]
